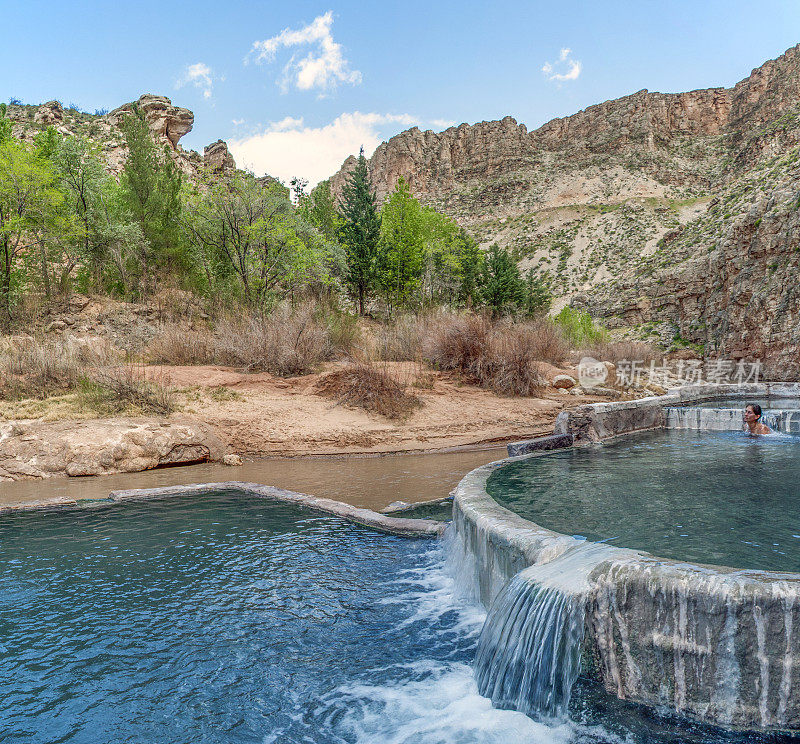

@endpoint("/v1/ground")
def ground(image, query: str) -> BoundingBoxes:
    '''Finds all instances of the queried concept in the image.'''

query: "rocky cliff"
[6,93,237,180]
[331,44,800,378]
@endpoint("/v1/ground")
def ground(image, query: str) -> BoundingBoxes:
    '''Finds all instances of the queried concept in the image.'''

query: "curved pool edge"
[452,382,800,732]
[0,481,445,539]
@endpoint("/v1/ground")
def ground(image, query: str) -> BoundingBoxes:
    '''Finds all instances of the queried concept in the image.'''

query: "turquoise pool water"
[689,397,800,409]
[488,429,800,572]
[2,491,797,743]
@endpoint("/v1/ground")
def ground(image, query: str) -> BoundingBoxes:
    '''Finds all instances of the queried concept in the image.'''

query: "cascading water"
[472,542,622,719]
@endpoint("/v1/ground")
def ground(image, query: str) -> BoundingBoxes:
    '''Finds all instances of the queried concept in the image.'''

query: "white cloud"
[176,62,216,99]
[542,48,582,82]
[231,118,245,126]
[430,118,456,130]
[248,11,362,94]
[229,111,417,188]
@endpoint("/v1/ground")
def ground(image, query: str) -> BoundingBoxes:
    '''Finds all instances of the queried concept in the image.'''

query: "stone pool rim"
[0,480,445,538]
[452,381,800,732]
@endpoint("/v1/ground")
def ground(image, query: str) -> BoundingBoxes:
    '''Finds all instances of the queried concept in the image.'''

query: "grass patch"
[208,386,243,402]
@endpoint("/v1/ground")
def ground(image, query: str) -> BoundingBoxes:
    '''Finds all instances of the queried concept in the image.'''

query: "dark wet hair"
[746,403,762,418]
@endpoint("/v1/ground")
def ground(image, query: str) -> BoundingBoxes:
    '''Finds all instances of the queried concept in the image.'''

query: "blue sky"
[4,0,800,185]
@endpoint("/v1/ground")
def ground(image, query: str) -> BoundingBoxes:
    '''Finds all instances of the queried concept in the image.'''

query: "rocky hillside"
[5,93,238,179]
[331,44,800,378]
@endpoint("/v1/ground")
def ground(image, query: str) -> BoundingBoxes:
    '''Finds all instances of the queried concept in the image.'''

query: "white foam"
[331,662,616,744]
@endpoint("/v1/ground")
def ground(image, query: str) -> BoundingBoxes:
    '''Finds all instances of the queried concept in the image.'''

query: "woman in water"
[744,403,771,435]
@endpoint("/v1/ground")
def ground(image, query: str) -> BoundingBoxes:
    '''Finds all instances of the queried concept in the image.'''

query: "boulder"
[0,417,224,481]
[552,374,578,389]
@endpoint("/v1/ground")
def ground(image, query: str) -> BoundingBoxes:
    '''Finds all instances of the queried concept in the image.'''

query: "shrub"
[424,314,545,396]
[376,310,453,361]
[474,331,545,397]
[81,366,175,415]
[325,311,362,358]
[147,325,214,365]
[316,362,420,419]
[423,314,491,373]
[0,336,116,399]
[515,319,570,365]
[214,302,332,376]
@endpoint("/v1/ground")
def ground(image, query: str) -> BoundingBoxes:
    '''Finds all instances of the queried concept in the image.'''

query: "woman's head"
[745,403,762,422]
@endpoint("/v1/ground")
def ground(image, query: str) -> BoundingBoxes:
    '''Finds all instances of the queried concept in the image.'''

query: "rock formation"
[203,139,236,172]
[4,93,269,188]
[0,417,224,481]
[33,100,65,127]
[108,93,194,149]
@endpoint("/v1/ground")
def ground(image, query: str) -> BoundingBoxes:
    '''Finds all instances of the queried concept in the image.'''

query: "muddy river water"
[0,447,507,512]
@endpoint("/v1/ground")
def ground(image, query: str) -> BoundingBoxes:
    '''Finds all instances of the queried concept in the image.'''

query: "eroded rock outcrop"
[108,93,194,149]
[204,139,236,172]
[0,417,224,481]
[33,100,65,127]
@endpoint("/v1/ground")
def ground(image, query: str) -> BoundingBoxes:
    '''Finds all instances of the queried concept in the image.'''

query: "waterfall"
[473,542,621,719]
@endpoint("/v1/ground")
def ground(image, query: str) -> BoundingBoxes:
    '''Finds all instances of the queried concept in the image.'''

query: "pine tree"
[481,244,526,316]
[524,270,551,317]
[338,148,380,315]
[456,230,484,307]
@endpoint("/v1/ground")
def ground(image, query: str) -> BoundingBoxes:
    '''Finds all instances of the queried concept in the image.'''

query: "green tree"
[523,270,552,317]
[454,230,484,308]
[417,206,462,307]
[0,138,63,327]
[302,179,342,242]
[30,134,124,295]
[377,178,426,313]
[480,244,526,316]
[338,149,380,315]
[118,107,185,295]
[183,173,334,306]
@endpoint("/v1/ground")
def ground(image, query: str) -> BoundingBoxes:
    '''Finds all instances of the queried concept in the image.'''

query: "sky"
[3,0,800,187]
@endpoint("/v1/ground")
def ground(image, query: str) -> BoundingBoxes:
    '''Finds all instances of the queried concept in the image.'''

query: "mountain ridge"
[329,43,800,378]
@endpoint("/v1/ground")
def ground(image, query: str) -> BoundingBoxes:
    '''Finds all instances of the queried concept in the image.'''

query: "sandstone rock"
[204,139,236,172]
[552,374,577,389]
[591,386,622,398]
[223,453,243,466]
[0,417,224,481]
[34,100,64,126]
[109,94,193,149]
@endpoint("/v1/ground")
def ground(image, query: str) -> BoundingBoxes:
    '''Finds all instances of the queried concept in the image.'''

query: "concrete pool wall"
[452,382,800,731]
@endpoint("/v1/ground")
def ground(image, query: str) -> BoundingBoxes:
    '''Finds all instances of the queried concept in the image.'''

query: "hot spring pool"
[3,490,797,743]
[687,397,800,409]
[487,428,800,572]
